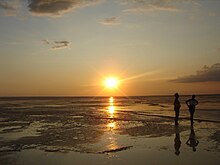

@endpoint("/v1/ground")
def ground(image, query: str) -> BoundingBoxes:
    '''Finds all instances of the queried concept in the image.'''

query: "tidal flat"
[0,96,219,165]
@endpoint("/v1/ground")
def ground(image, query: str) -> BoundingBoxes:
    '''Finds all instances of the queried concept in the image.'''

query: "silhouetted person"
[174,125,181,155]
[174,93,181,125]
[186,125,199,152]
[186,94,198,124]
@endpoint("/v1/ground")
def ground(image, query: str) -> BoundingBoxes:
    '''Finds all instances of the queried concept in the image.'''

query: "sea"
[0,94,220,121]
[0,95,220,165]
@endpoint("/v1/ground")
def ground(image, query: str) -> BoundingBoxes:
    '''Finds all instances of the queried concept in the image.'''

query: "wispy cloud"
[170,63,220,83]
[0,1,16,10]
[28,0,103,17]
[42,39,50,45]
[42,39,71,50]
[124,4,179,13]
[99,17,120,26]
[0,0,19,16]
[122,0,198,14]
[52,41,71,49]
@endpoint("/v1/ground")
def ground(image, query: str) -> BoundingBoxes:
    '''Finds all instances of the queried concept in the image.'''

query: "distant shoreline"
[0,94,220,98]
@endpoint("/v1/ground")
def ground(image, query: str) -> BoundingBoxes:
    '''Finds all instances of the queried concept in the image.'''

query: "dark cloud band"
[42,40,71,50]
[170,63,220,83]
[28,0,102,17]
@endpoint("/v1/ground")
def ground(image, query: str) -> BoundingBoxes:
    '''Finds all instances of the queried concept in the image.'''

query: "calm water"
[0,95,220,165]
[0,95,220,121]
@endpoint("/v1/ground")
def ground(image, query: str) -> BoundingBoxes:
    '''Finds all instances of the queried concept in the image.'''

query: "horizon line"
[0,93,220,98]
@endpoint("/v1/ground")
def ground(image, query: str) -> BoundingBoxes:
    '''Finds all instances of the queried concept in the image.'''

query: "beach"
[1,0,220,164]
[0,95,220,165]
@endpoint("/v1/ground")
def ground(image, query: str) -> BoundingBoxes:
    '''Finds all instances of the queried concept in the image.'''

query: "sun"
[104,77,119,89]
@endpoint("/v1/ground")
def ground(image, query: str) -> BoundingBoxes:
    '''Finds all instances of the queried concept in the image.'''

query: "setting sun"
[104,77,119,89]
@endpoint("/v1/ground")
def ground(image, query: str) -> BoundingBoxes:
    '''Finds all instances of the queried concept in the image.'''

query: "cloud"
[42,39,50,45]
[170,63,220,83]
[124,4,179,13]
[52,41,71,49]
[42,40,71,50]
[0,0,19,16]
[27,0,102,17]
[122,0,198,13]
[149,4,180,12]
[0,1,16,10]
[99,17,120,26]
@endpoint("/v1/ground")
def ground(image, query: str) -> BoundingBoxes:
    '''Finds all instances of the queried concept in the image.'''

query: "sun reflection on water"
[107,134,118,151]
[107,97,117,130]
[107,97,116,118]
[106,97,119,152]
[108,106,115,116]
[109,97,114,103]
[108,122,116,130]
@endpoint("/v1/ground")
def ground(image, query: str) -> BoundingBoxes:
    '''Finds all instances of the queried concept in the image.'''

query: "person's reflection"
[174,125,181,155]
[186,125,199,152]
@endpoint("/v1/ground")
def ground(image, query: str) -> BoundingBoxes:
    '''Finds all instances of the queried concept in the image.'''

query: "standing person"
[186,94,198,124]
[174,93,181,125]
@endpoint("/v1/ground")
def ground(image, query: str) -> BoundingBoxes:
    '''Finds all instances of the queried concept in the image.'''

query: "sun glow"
[104,77,119,89]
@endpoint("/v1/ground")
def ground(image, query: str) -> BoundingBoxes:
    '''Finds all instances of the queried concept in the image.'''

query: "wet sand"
[0,97,220,165]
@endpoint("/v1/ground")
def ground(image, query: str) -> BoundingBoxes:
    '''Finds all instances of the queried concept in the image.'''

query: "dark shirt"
[186,99,198,108]
[174,98,181,110]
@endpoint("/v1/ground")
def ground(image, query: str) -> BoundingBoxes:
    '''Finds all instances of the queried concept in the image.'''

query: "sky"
[0,0,220,96]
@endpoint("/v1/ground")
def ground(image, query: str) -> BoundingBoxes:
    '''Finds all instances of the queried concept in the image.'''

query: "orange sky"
[0,0,220,96]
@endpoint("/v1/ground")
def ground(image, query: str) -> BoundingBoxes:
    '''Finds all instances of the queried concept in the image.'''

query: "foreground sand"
[0,106,220,165]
